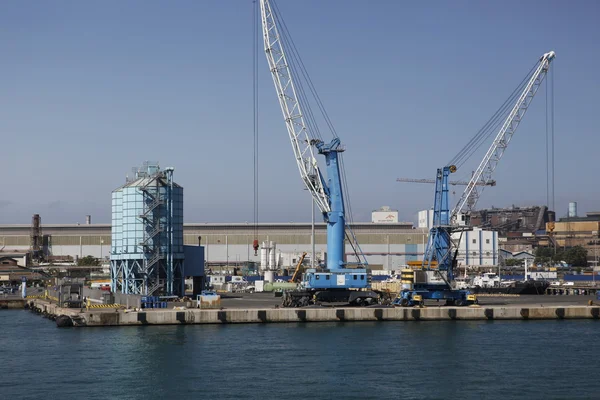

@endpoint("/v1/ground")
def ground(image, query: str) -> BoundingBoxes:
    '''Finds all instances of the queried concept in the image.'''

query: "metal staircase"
[147,281,164,296]
[138,176,164,295]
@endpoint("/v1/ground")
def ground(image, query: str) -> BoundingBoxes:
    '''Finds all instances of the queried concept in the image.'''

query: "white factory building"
[371,206,399,224]
[0,209,500,272]
[0,221,425,273]
[418,209,498,268]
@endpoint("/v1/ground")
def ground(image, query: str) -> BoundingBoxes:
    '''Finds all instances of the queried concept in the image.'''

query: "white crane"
[260,0,330,214]
[451,51,556,221]
[259,0,372,307]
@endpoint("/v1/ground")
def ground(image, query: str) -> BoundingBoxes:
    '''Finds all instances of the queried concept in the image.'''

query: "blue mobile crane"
[259,0,384,307]
[395,51,556,307]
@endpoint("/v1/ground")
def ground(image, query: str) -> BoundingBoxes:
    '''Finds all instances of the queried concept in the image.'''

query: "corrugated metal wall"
[0,236,29,246]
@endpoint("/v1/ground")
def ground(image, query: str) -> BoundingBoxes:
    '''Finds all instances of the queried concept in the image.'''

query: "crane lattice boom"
[260,0,330,213]
[451,51,555,219]
[396,178,496,186]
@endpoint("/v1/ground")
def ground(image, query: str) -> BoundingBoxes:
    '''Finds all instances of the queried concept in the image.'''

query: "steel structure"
[260,0,329,215]
[110,163,185,296]
[452,51,556,220]
[397,176,496,212]
[396,178,496,186]
[261,0,378,306]
[261,0,353,273]
[428,51,555,271]
[396,51,555,307]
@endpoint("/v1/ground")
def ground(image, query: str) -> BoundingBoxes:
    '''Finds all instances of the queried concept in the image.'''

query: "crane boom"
[260,0,330,214]
[396,178,496,186]
[452,51,555,219]
[260,0,361,276]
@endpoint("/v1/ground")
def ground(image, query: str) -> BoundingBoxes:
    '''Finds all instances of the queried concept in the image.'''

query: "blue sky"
[1,0,598,224]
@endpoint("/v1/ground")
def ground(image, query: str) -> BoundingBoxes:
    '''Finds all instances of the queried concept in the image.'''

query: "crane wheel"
[400,298,409,307]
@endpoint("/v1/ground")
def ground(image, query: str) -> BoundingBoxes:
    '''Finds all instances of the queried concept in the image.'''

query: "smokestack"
[30,214,42,261]
[86,215,91,225]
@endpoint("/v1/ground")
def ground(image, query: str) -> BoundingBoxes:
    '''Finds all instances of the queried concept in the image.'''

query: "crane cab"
[302,268,369,290]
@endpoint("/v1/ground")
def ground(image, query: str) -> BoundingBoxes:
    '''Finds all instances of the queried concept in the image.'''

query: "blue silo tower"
[110,162,184,296]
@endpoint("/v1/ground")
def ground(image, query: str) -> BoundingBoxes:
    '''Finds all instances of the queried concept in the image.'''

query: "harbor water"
[1,310,599,399]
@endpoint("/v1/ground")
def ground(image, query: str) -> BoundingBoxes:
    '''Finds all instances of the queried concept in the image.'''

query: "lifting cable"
[448,61,539,170]
[340,154,366,264]
[551,63,555,212]
[271,1,364,264]
[545,62,555,211]
[271,0,334,141]
[253,0,260,255]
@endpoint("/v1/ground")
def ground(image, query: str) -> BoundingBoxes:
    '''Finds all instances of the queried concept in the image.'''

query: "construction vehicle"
[260,0,383,307]
[289,252,307,283]
[395,51,555,307]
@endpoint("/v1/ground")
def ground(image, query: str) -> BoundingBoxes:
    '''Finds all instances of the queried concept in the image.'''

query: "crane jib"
[452,51,555,219]
[422,51,555,289]
[260,0,368,277]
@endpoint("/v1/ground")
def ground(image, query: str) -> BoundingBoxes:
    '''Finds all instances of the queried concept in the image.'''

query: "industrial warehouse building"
[0,222,421,270]
[0,220,504,271]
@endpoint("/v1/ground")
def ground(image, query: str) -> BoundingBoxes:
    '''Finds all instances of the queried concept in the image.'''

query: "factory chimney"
[86,215,92,225]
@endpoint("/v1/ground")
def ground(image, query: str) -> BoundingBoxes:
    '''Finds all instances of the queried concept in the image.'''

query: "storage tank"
[269,241,277,270]
[110,162,184,296]
[568,202,578,218]
[264,271,275,283]
[260,243,269,272]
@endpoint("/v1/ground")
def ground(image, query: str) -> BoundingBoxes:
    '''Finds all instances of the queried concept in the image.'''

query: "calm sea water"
[1,310,599,400]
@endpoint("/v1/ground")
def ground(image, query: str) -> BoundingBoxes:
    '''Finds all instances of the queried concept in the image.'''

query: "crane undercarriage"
[282,288,394,308]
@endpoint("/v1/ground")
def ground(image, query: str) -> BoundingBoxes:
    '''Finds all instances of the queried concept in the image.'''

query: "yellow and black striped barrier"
[27,293,60,302]
[475,293,520,297]
[87,303,123,309]
[85,299,123,309]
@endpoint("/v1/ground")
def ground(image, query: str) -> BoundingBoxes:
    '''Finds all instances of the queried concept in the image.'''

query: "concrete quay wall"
[27,300,600,327]
[0,299,26,309]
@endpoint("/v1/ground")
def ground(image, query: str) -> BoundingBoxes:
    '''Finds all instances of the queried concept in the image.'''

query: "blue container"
[162,302,167,308]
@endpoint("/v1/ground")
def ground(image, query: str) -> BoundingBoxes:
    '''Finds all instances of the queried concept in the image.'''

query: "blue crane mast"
[260,0,381,307]
[395,51,556,307]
